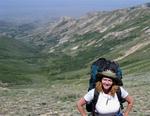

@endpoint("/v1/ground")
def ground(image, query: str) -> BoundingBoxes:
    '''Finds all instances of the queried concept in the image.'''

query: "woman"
[77,70,134,116]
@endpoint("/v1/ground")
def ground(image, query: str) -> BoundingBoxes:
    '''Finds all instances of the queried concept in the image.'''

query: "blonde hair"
[95,81,119,97]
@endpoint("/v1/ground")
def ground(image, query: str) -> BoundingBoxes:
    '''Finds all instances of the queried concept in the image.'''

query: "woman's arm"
[76,97,87,116]
[123,95,134,116]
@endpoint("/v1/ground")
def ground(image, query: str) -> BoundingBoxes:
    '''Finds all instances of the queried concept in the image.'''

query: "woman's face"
[101,77,113,90]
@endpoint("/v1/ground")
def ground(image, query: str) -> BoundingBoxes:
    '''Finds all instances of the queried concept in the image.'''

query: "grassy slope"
[120,45,150,74]
[0,36,46,85]
[47,10,150,79]
[0,7,149,85]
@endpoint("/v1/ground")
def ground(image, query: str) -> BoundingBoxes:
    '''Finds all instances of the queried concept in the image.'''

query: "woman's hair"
[95,81,119,97]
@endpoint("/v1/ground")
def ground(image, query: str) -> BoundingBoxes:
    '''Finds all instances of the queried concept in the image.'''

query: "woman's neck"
[103,89,110,94]
[102,87,111,94]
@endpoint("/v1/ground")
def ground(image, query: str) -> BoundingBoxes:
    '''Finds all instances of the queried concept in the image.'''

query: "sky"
[0,0,150,20]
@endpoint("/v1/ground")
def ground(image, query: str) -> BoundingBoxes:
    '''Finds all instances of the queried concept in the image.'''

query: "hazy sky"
[0,0,150,19]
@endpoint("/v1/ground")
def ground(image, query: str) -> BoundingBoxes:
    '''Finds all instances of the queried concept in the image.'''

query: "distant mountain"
[23,4,150,56]
[0,3,150,84]
[27,4,150,74]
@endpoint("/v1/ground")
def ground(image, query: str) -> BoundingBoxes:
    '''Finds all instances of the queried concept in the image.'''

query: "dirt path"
[115,41,150,61]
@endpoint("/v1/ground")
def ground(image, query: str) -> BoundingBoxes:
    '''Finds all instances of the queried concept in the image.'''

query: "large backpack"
[88,58,123,91]
[86,58,125,113]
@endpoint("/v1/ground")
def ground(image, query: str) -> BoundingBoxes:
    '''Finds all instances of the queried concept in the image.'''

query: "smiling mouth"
[104,84,111,88]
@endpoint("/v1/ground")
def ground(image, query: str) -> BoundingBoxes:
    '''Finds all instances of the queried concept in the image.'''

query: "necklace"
[104,94,111,105]
[106,97,111,105]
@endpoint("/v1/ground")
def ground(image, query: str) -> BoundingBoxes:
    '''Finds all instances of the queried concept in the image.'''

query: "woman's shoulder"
[119,86,129,98]
[120,86,127,91]
[84,88,96,102]
[88,88,95,93]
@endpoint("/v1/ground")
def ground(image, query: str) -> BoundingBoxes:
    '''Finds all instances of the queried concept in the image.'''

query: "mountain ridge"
[23,4,150,60]
[0,3,150,84]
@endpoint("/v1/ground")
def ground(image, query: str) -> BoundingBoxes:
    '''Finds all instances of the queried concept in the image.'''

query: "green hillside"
[0,5,149,86]
[0,36,46,85]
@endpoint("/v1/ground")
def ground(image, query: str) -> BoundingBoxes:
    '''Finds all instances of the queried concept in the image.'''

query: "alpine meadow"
[0,3,150,116]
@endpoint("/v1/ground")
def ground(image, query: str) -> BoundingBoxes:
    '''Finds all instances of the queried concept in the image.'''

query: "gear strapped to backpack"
[86,58,125,113]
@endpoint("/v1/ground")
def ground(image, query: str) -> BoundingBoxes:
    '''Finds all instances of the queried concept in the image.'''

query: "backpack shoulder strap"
[93,89,99,109]
[91,89,99,116]
[116,87,126,109]
[116,87,122,101]
[93,89,99,104]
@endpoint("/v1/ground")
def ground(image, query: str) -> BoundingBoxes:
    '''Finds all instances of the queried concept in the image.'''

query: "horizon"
[0,0,150,21]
